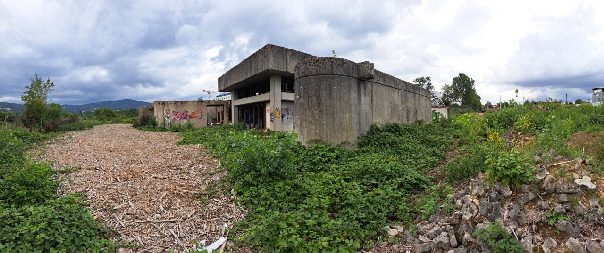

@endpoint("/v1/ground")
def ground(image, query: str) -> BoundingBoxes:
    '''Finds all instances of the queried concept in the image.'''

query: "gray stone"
[556,220,581,238]
[566,237,588,253]
[521,184,532,193]
[461,232,473,247]
[461,201,478,221]
[537,200,550,210]
[454,246,468,253]
[457,221,473,236]
[489,191,501,202]
[542,174,555,186]
[553,203,566,214]
[487,202,502,222]
[574,201,588,216]
[575,175,597,190]
[509,208,527,225]
[386,228,398,237]
[418,235,432,243]
[479,199,491,216]
[434,232,451,250]
[589,197,602,208]
[556,185,580,194]
[426,228,442,239]
[600,240,604,252]
[446,225,458,248]
[500,184,513,199]
[412,242,433,253]
[543,184,555,194]
[587,240,604,253]
[556,194,572,203]
[521,236,534,253]
[517,192,536,205]
[542,237,557,253]
[535,168,548,182]
[471,184,485,197]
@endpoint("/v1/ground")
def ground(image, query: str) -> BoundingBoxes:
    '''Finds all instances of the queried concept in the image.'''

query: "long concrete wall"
[152,101,229,128]
[294,57,432,146]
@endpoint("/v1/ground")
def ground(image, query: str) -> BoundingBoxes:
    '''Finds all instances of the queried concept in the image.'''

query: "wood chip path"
[36,124,246,252]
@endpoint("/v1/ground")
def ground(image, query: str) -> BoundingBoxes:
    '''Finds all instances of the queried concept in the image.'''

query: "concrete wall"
[266,100,295,131]
[152,101,230,128]
[294,57,432,145]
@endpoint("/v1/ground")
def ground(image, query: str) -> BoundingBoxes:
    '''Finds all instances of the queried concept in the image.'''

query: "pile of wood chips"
[35,124,247,252]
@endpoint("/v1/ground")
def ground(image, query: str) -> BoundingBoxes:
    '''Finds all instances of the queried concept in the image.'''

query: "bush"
[473,222,523,253]
[0,194,116,252]
[485,151,534,188]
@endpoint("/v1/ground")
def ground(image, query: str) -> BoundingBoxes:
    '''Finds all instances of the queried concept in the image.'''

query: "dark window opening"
[237,80,270,99]
[281,78,294,93]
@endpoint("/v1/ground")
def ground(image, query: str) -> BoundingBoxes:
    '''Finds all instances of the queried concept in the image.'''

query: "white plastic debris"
[198,237,226,252]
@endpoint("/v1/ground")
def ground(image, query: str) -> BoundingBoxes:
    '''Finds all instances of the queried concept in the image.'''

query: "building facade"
[593,88,604,106]
[218,44,432,145]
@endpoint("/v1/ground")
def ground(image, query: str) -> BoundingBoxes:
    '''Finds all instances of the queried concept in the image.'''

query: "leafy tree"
[413,76,435,98]
[93,107,117,121]
[441,73,482,110]
[575,99,584,104]
[21,74,55,130]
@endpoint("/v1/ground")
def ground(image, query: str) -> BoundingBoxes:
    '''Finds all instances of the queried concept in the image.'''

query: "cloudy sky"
[1,0,603,105]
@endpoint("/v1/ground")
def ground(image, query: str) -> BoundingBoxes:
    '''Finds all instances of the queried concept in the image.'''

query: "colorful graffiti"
[159,108,203,123]
[268,107,293,122]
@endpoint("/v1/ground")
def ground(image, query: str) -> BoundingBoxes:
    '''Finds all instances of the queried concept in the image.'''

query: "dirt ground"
[34,124,245,252]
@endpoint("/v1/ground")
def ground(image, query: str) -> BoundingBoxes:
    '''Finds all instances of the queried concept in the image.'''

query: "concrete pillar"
[269,75,282,131]
[231,91,239,124]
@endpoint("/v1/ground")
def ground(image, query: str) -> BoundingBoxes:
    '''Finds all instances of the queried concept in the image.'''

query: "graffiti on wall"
[267,107,293,123]
[159,108,203,123]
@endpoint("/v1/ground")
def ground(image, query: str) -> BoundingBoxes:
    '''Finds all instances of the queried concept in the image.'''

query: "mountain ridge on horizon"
[0,99,151,114]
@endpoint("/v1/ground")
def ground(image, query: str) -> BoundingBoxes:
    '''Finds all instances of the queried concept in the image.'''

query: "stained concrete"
[294,57,431,145]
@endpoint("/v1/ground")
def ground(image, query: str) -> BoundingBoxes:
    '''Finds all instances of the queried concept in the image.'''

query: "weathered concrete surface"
[152,101,230,128]
[295,57,431,145]
[218,44,314,92]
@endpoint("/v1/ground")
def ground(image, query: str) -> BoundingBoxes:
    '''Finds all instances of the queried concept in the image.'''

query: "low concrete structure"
[219,44,431,145]
[152,100,230,128]
[431,106,450,120]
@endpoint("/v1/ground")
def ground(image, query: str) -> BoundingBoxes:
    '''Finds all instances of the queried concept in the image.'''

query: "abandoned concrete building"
[218,44,432,145]
[593,87,604,106]
[140,100,230,128]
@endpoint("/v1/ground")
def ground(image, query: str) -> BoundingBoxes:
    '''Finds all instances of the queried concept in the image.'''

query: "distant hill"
[0,99,151,114]
[61,99,151,113]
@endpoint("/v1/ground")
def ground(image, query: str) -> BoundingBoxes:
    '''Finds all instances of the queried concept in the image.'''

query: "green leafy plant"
[473,222,523,253]
[545,212,570,226]
[485,151,534,188]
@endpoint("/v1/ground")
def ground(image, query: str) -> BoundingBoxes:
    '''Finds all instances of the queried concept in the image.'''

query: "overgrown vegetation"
[176,101,604,252]
[0,126,117,252]
[473,222,523,253]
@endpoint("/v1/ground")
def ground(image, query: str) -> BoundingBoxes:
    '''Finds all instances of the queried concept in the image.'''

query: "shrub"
[473,222,523,253]
[0,194,116,252]
[485,151,534,188]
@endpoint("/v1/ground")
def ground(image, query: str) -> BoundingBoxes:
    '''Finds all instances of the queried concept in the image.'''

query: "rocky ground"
[369,151,604,253]
[34,124,246,252]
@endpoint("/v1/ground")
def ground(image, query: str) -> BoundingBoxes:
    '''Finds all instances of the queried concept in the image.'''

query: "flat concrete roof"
[218,44,314,92]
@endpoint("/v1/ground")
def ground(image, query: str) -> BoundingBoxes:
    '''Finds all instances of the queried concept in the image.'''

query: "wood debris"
[34,124,247,252]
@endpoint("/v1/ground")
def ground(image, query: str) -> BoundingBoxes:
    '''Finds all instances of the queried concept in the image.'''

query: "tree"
[441,73,482,110]
[575,99,584,104]
[21,74,55,130]
[413,76,436,98]
[94,107,117,121]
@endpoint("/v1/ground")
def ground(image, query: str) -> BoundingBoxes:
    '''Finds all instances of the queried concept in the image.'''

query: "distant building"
[593,88,604,106]
[215,93,231,101]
